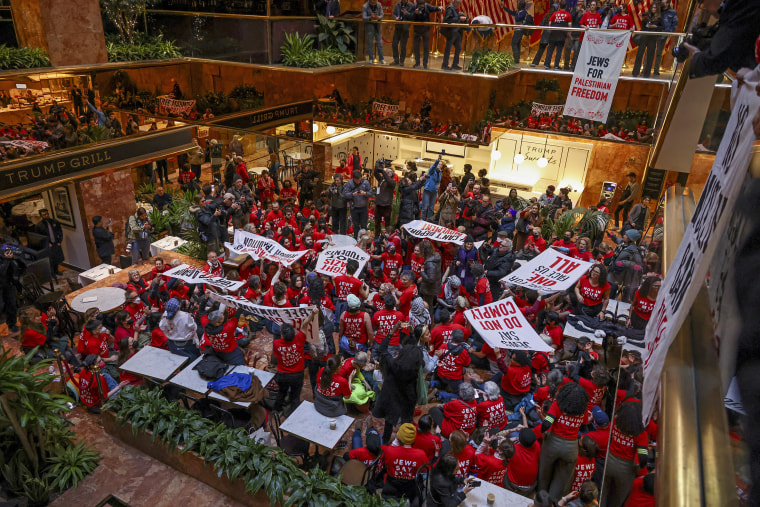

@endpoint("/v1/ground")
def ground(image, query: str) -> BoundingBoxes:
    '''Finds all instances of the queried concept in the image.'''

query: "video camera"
[1,243,23,257]
[672,20,719,63]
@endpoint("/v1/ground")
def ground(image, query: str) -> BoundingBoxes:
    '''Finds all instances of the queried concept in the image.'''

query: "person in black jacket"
[374,159,397,228]
[0,245,25,333]
[442,0,468,71]
[91,216,115,266]
[396,171,427,227]
[427,454,474,506]
[410,0,443,69]
[35,208,64,277]
[484,238,515,300]
[530,3,557,67]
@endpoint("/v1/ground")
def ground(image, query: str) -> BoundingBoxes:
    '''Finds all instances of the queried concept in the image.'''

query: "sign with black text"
[209,292,316,325]
[402,220,468,245]
[315,246,370,277]
[465,298,553,352]
[226,230,307,266]
[500,249,593,292]
[163,264,245,291]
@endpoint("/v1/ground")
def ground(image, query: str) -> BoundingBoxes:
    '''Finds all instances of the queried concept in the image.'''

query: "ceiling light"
[491,150,502,160]
[326,126,336,134]
[537,157,548,168]
[514,153,525,164]
[312,123,319,133]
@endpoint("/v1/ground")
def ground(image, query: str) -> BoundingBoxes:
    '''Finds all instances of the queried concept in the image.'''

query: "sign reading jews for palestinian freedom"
[402,221,468,245]
[315,246,370,277]
[226,230,307,266]
[163,264,245,292]
[465,298,553,352]
[500,249,593,292]
[642,68,760,424]
[564,29,631,123]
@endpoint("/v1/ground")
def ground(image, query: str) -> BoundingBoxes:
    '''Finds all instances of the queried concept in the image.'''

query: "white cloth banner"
[208,292,316,325]
[564,29,631,123]
[158,95,197,115]
[500,249,593,292]
[163,264,245,291]
[531,102,565,116]
[465,298,553,352]
[642,68,760,423]
[315,246,370,277]
[0,139,50,150]
[226,230,307,266]
[372,101,399,117]
[402,220,468,245]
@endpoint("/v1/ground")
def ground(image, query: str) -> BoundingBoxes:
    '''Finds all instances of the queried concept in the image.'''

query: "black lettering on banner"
[668,246,695,312]
[721,104,750,173]
[690,172,728,253]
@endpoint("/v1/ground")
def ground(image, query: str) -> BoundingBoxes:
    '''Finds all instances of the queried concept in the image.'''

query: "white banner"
[642,68,760,423]
[402,220,468,245]
[564,29,631,123]
[158,95,197,115]
[163,264,245,291]
[500,249,593,292]
[208,292,316,325]
[0,139,50,150]
[226,230,307,266]
[531,102,565,116]
[465,298,553,352]
[372,101,399,117]
[315,246,370,277]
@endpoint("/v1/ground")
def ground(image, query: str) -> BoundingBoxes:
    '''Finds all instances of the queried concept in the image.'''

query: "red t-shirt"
[413,431,441,462]
[501,364,532,395]
[544,323,564,350]
[476,397,507,429]
[334,275,363,301]
[368,272,389,291]
[316,368,352,398]
[370,293,385,312]
[372,310,403,345]
[506,442,541,487]
[586,426,611,456]
[609,421,649,461]
[569,247,594,262]
[77,329,110,358]
[610,13,634,30]
[545,400,585,439]
[22,329,46,348]
[473,452,507,486]
[348,447,378,467]
[476,277,493,305]
[624,477,655,507]
[632,290,656,321]
[123,301,147,324]
[150,328,169,349]
[453,309,467,327]
[203,319,238,353]
[430,323,471,350]
[580,11,602,29]
[579,376,607,423]
[571,455,596,492]
[381,445,429,480]
[272,331,306,373]
[441,399,478,437]
[398,285,418,316]
[410,254,425,278]
[78,369,109,407]
[452,445,476,478]
[577,275,610,306]
[436,345,471,380]
[342,311,368,344]
[381,253,403,277]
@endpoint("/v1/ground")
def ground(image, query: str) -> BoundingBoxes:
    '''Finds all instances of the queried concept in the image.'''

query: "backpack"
[194,354,228,381]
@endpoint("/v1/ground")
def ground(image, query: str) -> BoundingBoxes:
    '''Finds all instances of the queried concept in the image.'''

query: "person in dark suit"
[92,216,115,266]
[35,209,64,278]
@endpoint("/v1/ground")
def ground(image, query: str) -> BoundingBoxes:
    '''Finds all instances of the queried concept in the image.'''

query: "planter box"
[102,411,273,507]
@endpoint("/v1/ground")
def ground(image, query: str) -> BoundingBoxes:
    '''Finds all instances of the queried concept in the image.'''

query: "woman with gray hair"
[427,382,478,438]
[476,380,507,430]
[200,306,245,365]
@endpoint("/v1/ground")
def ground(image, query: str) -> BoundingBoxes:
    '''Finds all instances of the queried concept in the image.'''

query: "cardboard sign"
[402,220,468,245]
[163,264,244,291]
[564,30,631,123]
[464,298,553,352]
[642,68,760,423]
[225,230,307,266]
[315,246,370,277]
[500,249,593,292]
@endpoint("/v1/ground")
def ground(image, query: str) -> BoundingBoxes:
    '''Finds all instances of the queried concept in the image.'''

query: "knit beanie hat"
[347,294,361,309]
[625,229,641,243]
[397,423,417,446]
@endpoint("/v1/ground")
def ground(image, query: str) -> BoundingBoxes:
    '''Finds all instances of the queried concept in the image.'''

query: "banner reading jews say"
[564,29,631,123]
[163,264,245,292]
[465,298,553,352]
[315,246,370,277]
[500,249,593,292]
[642,69,760,424]
[226,230,307,266]
[402,220,468,245]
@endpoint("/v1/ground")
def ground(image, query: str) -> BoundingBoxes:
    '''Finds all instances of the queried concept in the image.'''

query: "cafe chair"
[19,272,44,306]
[119,255,133,269]
[415,462,432,502]
[25,232,50,261]
[25,257,55,292]
[269,411,310,465]
[335,459,370,487]
[212,404,253,431]
[363,455,385,495]
[180,392,200,411]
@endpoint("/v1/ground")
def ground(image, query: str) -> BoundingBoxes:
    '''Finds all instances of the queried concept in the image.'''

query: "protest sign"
[465,298,553,352]
[209,292,316,324]
[564,29,631,123]
[163,264,245,291]
[372,101,400,117]
[226,230,307,266]
[500,249,593,292]
[315,246,370,277]
[642,69,760,423]
[158,95,197,115]
[402,220,468,245]
[531,102,565,116]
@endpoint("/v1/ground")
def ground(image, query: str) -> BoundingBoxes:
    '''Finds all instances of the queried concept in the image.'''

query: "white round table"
[70,287,126,313]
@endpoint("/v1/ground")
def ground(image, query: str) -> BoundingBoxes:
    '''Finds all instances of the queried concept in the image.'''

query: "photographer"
[685,0,760,78]
[410,0,443,69]
[126,207,153,265]
[0,244,26,334]
[329,171,349,232]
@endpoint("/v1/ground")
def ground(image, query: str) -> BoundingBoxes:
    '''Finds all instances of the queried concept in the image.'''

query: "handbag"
[515,215,529,233]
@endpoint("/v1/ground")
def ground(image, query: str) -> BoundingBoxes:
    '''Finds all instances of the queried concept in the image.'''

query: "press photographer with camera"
[680,0,760,78]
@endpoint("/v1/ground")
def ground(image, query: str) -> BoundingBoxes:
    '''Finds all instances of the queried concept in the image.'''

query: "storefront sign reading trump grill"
[315,246,370,276]
[465,298,553,352]
[402,220,468,245]
[500,249,593,292]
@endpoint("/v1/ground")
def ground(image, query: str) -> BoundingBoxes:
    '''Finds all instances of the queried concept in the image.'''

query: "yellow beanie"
[397,423,417,446]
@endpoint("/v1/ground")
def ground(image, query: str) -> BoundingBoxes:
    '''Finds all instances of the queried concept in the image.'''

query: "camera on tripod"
[672,21,719,63]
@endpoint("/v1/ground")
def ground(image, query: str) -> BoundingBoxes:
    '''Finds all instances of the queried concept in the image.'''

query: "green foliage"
[104,386,404,506]
[137,182,156,197]
[280,32,355,68]
[100,0,154,44]
[106,34,183,62]
[466,49,514,75]
[0,45,51,70]
[315,14,356,53]
[196,90,233,115]
[47,441,100,492]
[542,206,609,242]
[606,108,652,131]
[535,78,562,102]
[229,84,265,111]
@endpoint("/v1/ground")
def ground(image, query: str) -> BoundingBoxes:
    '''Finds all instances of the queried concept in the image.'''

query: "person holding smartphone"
[91,215,115,266]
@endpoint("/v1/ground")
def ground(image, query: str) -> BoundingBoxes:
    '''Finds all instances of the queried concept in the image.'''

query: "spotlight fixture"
[491,150,502,160]
[537,135,549,168]
[326,126,336,134]
[312,123,319,133]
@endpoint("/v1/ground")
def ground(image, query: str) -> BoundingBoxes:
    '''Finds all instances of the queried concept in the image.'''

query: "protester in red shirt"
[476,381,507,430]
[628,276,661,329]
[429,308,471,350]
[505,428,541,495]
[433,329,471,401]
[542,311,565,351]
[412,414,441,462]
[493,350,533,410]
[122,289,148,325]
[367,266,389,291]
[428,383,478,438]
[601,401,649,507]
[473,433,515,486]
[78,355,115,413]
[272,320,309,413]
[78,319,115,360]
[372,295,404,348]
[569,236,594,262]
[380,423,429,503]
[624,473,655,507]
[570,436,599,493]
[574,264,611,319]
[409,244,425,280]
[200,308,245,365]
[373,243,403,277]
[149,256,169,280]
[314,356,352,417]
[396,271,419,317]
[579,0,602,39]
[610,3,634,30]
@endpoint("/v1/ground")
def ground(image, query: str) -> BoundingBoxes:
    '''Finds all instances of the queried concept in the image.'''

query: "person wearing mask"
[426,454,475,506]
[421,154,443,220]
[504,0,534,64]
[380,423,428,502]
[441,0,468,71]
[545,0,571,70]
[411,0,443,69]
[632,4,663,78]
[392,0,414,66]
[432,329,471,402]
[343,170,372,238]
[363,0,385,63]
[91,216,115,266]
[159,298,199,359]
[600,401,649,507]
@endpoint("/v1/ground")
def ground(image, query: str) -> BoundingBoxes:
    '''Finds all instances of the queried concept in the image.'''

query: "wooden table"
[463,479,533,507]
[168,356,212,394]
[78,264,122,286]
[69,287,126,313]
[279,401,354,449]
[119,345,189,382]
[207,365,275,408]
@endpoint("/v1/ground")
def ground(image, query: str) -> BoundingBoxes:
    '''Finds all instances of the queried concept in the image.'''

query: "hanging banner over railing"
[642,68,760,424]
[531,102,565,116]
[158,95,197,115]
[372,101,399,117]
[465,298,553,352]
[564,29,631,123]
